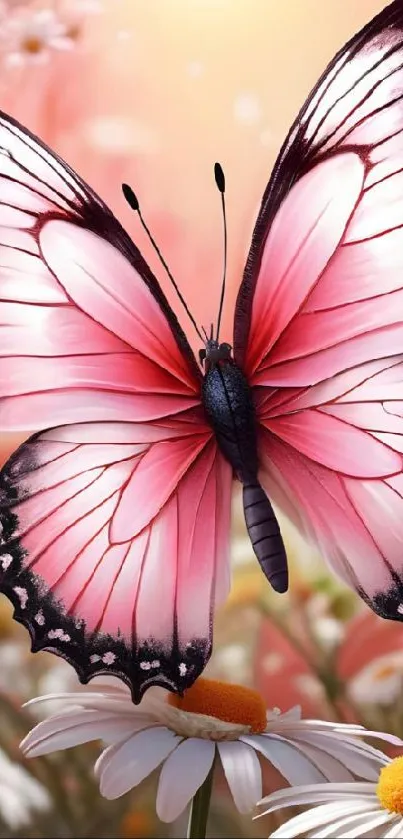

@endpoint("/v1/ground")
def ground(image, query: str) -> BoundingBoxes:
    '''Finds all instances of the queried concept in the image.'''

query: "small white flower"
[0,748,49,828]
[259,755,403,837]
[0,1,98,67]
[209,643,251,684]
[20,677,401,824]
[349,652,403,707]
[312,616,345,651]
[1,8,72,66]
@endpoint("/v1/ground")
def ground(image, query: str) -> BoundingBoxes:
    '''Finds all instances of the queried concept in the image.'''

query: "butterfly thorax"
[201,343,258,484]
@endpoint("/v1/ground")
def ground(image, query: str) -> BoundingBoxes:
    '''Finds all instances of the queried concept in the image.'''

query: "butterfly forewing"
[235,0,403,360]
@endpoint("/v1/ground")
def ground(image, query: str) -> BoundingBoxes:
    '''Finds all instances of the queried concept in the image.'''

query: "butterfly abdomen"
[243,484,288,593]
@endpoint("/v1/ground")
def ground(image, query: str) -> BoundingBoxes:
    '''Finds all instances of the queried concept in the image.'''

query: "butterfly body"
[201,348,257,483]
[201,349,288,593]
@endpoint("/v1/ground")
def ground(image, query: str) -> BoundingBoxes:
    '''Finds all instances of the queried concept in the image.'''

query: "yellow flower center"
[168,677,267,733]
[377,757,403,814]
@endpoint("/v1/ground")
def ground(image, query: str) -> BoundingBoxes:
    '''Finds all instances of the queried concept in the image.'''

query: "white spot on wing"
[102,652,116,665]
[14,586,28,608]
[397,603,403,615]
[1,554,12,571]
[48,628,70,642]
[179,663,187,677]
[90,654,101,663]
[140,661,151,670]
[35,610,45,626]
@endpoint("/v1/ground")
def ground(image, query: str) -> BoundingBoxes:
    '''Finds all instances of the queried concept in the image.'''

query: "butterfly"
[1,0,403,704]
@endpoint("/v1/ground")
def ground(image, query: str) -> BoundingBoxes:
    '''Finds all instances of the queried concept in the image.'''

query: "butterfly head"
[199,339,232,369]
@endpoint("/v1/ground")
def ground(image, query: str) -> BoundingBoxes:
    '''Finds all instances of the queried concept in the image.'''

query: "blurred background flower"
[0,0,399,837]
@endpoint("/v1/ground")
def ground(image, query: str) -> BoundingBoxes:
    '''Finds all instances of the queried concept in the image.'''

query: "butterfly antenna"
[122,183,204,343]
[214,162,227,342]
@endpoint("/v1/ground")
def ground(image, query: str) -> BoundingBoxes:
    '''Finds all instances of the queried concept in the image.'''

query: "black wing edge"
[233,0,403,365]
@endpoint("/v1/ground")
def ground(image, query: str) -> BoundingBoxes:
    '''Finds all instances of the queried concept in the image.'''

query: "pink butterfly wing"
[0,112,232,700]
[235,1,403,619]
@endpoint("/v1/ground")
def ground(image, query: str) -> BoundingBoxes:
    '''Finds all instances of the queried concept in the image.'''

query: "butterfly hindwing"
[0,420,232,703]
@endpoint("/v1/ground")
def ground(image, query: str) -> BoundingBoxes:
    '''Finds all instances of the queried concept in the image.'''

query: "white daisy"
[259,755,403,837]
[20,677,401,824]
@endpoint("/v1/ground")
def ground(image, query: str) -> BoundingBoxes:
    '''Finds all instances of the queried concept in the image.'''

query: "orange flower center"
[377,757,403,814]
[168,677,267,733]
[374,664,399,681]
[22,37,43,54]
[120,810,153,838]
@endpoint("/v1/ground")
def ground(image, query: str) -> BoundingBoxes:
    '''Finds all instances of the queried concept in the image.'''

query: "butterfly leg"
[242,483,288,593]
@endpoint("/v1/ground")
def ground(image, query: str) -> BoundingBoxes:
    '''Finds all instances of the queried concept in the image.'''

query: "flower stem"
[187,761,215,839]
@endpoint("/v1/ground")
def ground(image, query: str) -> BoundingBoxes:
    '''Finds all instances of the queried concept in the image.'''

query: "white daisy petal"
[156,738,215,822]
[270,800,373,838]
[21,710,150,756]
[357,730,403,748]
[299,729,391,761]
[25,692,140,715]
[384,819,403,838]
[291,733,385,780]
[244,734,325,785]
[281,739,355,782]
[339,811,394,838]
[218,741,262,813]
[97,727,182,799]
[260,783,376,813]
[100,718,157,745]
[267,706,302,723]
[313,808,388,838]
[270,719,365,733]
